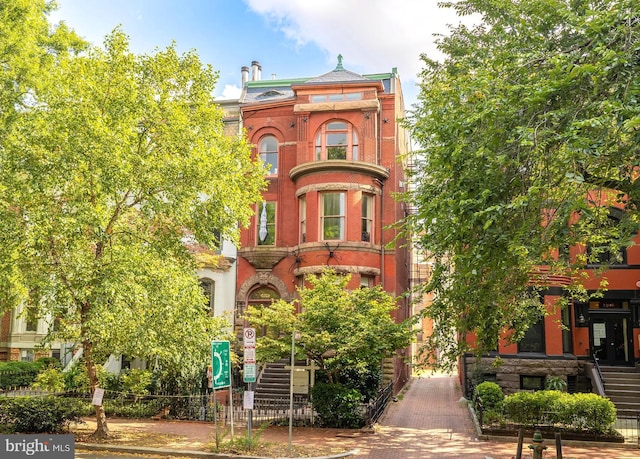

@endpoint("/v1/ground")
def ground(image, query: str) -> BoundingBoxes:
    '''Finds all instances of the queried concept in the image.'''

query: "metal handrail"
[593,354,606,392]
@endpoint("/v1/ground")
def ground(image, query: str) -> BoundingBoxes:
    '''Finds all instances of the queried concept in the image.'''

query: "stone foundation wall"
[464,356,586,396]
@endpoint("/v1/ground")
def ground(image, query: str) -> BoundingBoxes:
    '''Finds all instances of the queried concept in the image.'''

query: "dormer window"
[315,121,359,161]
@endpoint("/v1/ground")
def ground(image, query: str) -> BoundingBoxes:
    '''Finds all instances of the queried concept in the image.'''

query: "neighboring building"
[234,57,412,391]
[0,101,244,368]
[460,224,640,401]
[0,307,62,363]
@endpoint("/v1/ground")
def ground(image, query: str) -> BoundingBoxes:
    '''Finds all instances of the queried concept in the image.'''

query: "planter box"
[482,426,625,443]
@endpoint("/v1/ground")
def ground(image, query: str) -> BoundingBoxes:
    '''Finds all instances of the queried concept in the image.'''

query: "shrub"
[120,369,153,396]
[337,366,382,403]
[545,375,567,392]
[32,367,66,393]
[311,382,365,428]
[504,390,617,433]
[102,399,163,418]
[553,392,616,433]
[0,361,42,389]
[35,357,62,370]
[503,391,545,426]
[0,397,86,433]
[474,381,504,412]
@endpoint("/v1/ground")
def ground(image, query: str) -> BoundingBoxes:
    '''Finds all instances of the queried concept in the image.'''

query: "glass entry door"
[590,313,631,365]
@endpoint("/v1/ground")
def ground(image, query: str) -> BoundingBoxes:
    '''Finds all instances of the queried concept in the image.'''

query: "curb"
[77,443,360,459]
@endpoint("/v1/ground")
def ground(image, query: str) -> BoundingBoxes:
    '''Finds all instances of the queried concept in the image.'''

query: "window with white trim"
[257,201,276,245]
[321,192,345,240]
[200,278,215,315]
[315,121,359,161]
[361,194,373,242]
[299,196,306,243]
[259,136,278,176]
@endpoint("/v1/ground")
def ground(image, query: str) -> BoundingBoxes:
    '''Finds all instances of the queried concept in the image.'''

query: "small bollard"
[528,430,547,459]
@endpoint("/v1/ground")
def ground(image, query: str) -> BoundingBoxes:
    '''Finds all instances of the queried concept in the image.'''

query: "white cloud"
[219,84,242,100]
[244,0,469,82]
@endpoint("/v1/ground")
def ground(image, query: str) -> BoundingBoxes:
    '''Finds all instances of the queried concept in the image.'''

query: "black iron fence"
[1,384,394,428]
[364,381,393,426]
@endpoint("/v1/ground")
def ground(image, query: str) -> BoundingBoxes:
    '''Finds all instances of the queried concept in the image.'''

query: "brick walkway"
[358,372,640,458]
[78,372,640,458]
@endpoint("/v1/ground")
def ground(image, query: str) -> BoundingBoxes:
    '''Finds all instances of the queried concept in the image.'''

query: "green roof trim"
[246,77,310,88]
[363,73,394,80]
[244,72,395,89]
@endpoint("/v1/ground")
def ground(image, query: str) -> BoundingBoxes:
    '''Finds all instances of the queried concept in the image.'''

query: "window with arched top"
[315,121,359,161]
[200,278,215,315]
[259,135,278,175]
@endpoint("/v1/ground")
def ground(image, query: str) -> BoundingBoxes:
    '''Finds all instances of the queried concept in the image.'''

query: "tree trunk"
[84,339,110,439]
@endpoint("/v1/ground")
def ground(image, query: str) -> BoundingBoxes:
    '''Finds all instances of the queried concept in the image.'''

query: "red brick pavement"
[78,373,640,458]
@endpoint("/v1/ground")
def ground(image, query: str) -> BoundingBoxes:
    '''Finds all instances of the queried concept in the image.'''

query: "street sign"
[243,327,257,384]
[211,340,231,388]
[244,346,256,363]
[244,362,257,383]
[244,328,256,346]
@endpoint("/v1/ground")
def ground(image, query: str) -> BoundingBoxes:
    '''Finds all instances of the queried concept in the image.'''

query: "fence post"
[515,428,523,459]
[555,432,562,459]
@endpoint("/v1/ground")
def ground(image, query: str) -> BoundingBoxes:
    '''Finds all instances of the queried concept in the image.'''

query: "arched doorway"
[246,285,281,338]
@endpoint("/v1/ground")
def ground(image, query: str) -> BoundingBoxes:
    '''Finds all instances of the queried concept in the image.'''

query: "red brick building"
[461,225,640,406]
[234,57,412,390]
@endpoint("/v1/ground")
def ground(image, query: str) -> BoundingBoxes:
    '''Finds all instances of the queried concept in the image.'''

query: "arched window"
[315,121,359,161]
[200,278,215,315]
[259,136,278,175]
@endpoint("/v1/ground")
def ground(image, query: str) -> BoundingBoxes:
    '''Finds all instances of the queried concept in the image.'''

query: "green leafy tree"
[245,269,414,384]
[0,8,266,438]
[404,0,640,369]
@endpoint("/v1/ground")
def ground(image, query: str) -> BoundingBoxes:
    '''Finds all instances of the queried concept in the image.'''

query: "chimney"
[257,63,262,80]
[251,61,259,81]
[241,66,249,86]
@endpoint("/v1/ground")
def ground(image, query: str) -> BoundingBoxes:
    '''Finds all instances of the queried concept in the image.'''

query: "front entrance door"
[590,313,631,365]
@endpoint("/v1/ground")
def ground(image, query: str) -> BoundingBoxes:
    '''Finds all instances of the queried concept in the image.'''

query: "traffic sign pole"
[211,340,233,440]
[243,328,256,444]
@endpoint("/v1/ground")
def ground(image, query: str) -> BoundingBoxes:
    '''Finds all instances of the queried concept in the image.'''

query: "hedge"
[503,390,616,433]
[0,397,87,433]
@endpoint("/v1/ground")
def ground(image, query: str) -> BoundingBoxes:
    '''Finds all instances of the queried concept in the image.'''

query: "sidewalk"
[76,373,640,458]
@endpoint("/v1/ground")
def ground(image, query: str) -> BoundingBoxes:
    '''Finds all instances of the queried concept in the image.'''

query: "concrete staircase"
[253,359,308,409]
[600,366,640,416]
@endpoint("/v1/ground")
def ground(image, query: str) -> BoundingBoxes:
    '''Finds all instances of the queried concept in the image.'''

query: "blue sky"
[49,1,473,110]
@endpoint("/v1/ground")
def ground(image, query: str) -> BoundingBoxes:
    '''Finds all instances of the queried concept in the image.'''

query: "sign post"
[243,328,256,443]
[211,340,231,389]
[211,340,232,441]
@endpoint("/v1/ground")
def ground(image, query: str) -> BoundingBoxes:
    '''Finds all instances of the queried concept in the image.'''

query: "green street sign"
[211,340,231,388]
[244,363,256,383]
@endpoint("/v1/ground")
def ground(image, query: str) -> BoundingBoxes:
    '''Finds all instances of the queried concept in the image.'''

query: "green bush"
[35,357,62,370]
[102,399,163,418]
[552,392,616,433]
[545,375,567,391]
[504,390,616,433]
[311,382,365,428]
[120,369,153,396]
[0,361,42,389]
[0,397,86,433]
[503,391,546,426]
[32,367,66,393]
[474,381,504,412]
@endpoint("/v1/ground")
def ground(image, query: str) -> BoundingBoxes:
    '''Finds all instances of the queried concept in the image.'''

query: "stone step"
[599,366,638,373]
[607,393,640,405]
[611,401,640,412]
